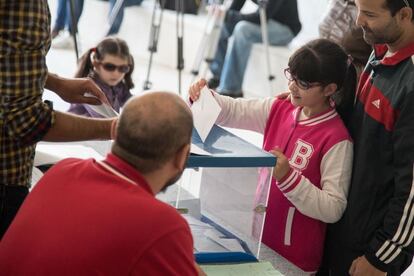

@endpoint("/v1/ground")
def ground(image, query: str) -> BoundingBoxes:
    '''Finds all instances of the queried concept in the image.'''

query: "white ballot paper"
[35,144,104,166]
[190,143,211,156]
[87,103,119,118]
[31,166,44,189]
[83,93,119,118]
[191,87,221,142]
[204,229,245,252]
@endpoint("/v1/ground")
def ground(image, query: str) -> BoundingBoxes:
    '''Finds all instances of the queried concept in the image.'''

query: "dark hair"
[288,38,357,124]
[341,27,372,75]
[75,37,135,89]
[113,94,193,173]
[384,0,414,21]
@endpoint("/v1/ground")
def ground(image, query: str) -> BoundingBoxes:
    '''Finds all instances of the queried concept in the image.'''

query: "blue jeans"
[107,0,143,35]
[53,0,84,34]
[210,20,294,94]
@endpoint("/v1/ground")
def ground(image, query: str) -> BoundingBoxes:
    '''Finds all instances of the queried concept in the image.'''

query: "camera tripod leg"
[143,0,165,90]
[190,2,227,83]
[69,0,81,60]
[258,0,275,96]
[107,0,125,35]
[176,0,185,95]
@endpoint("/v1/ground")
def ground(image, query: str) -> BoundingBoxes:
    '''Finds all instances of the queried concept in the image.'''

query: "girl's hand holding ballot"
[189,78,208,102]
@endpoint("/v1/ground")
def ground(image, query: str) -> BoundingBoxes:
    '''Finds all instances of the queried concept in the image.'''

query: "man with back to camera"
[318,0,414,275]
[0,92,204,275]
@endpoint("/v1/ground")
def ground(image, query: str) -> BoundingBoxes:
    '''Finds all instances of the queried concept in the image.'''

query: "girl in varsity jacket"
[189,39,356,273]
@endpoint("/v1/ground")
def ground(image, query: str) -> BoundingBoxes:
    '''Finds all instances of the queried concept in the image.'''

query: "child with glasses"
[68,37,134,118]
[188,38,356,273]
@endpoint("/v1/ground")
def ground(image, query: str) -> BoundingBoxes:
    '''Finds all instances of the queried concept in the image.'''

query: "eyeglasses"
[99,62,130,73]
[403,0,410,8]
[283,68,322,90]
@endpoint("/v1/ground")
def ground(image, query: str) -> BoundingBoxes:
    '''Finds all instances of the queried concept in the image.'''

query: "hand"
[349,256,386,276]
[188,79,207,102]
[269,147,291,181]
[57,77,110,105]
[46,74,110,105]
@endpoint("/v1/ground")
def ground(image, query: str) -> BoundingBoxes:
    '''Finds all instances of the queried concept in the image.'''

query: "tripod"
[190,2,226,81]
[190,0,277,95]
[68,0,81,60]
[107,0,125,35]
[143,0,185,96]
[258,0,275,95]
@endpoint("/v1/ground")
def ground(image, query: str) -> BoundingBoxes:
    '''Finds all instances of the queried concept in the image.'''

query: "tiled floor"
[45,0,414,275]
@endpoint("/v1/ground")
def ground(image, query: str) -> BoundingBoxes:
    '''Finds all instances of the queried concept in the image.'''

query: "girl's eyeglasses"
[99,62,130,73]
[284,68,322,90]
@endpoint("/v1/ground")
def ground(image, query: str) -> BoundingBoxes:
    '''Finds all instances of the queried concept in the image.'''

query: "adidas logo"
[372,99,381,109]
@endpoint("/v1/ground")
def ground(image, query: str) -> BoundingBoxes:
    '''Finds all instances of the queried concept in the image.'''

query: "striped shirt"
[0,1,55,187]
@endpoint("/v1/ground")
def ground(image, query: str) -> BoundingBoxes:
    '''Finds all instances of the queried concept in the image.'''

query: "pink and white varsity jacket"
[214,94,353,272]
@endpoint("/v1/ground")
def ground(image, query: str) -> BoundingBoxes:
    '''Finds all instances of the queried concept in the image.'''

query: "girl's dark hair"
[75,37,135,89]
[288,38,357,124]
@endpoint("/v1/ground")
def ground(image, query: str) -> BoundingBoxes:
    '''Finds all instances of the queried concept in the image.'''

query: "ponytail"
[123,54,135,89]
[74,48,96,78]
[332,61,357,126]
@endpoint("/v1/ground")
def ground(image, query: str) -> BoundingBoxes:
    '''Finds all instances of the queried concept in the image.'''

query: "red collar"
[103,153,153,195]
[374,42,414,66]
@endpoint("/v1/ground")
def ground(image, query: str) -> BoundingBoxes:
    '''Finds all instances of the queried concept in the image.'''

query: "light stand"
[69,0,80,60]
[143,0,166,90]
[190,3,226,81]
[142,0,186,95]
[107,0,125,35]
[176,0,185,95]
[258,0,275,95]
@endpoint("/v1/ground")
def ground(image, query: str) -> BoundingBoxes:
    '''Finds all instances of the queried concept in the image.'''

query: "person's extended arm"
[188,79,273,133]
[45,73,110,105]
[213,92,274,133]
[42,111,114,142]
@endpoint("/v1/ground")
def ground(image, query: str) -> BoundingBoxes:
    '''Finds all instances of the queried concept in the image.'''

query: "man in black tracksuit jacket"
[319,0,414,275]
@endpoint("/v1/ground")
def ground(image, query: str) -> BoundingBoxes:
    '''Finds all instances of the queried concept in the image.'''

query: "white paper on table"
[183,214,212,228]
[190,143,212,156]
[204,229,245,252]
[193,228,229,253]
[31,166,44,189]
[191,87,221,142]
[35,144,104,166]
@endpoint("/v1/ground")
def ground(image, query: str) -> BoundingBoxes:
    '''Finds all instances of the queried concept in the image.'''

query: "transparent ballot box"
[158,125,276,261]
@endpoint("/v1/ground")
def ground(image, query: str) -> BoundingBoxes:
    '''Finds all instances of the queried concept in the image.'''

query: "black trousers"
[0,185,29,240]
